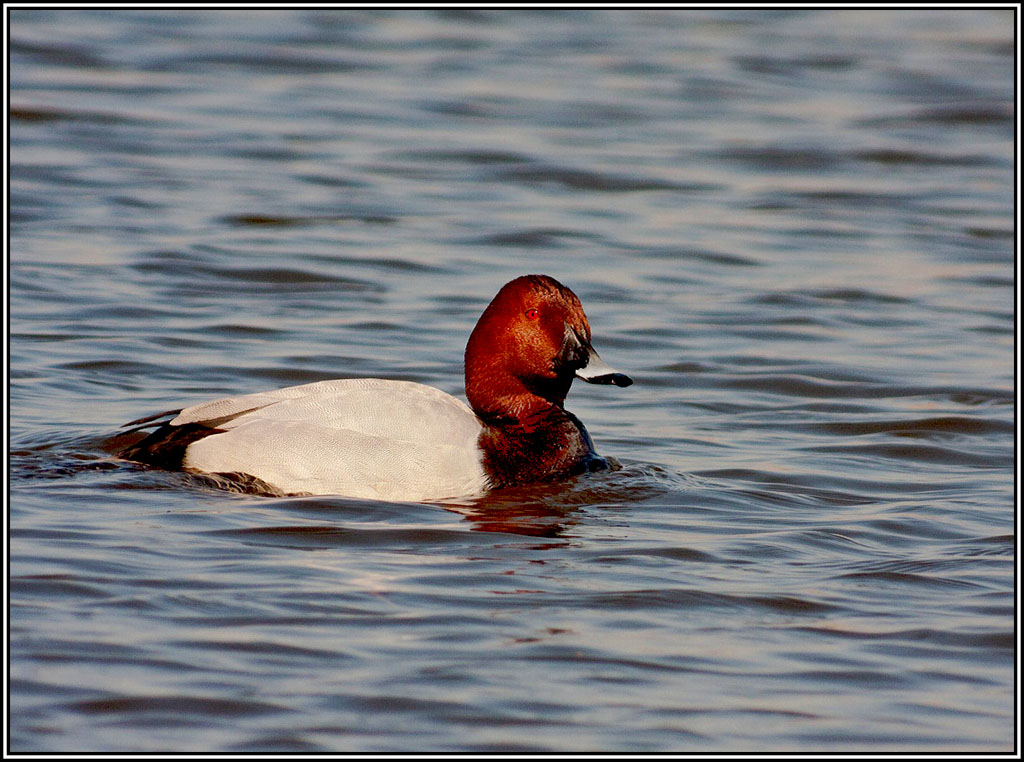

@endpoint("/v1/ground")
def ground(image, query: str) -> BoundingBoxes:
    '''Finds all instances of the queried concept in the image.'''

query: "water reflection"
[442,490,582,538]
[441,464,670,537]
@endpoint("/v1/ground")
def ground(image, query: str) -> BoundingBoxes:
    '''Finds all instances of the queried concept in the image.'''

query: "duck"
[120,274,632,502]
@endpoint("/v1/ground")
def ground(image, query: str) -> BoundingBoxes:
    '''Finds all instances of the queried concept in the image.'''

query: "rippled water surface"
[8,8,1017,753]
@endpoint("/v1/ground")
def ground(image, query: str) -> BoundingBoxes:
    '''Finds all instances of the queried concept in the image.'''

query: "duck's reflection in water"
[442,494,582,538]
[438,463,665,538]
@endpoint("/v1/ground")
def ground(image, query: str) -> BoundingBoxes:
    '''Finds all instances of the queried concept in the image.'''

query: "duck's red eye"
[525,308,540,320]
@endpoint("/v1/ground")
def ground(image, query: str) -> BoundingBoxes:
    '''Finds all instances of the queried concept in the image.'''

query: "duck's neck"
[466,359,574,422]
[468,375,576,429]
[466,366,602,488]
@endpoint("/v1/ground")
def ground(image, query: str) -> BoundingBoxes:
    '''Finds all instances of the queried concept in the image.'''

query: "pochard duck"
[120,274,632,502]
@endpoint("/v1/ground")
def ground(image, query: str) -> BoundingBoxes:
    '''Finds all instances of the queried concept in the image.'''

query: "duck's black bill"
[575,348,633,387]
[582,371,633,387]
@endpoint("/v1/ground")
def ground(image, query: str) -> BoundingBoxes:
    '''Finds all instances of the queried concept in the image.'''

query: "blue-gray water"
[8,8,1017,753]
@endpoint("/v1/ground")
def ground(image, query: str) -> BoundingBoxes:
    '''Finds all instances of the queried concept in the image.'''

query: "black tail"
[117,405,266,470]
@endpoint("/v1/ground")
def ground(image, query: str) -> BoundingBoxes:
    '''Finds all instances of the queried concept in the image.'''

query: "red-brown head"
[464,275,631,420]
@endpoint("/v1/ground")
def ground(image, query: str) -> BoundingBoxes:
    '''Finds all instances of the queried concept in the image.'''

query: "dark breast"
[477,409,606,489]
